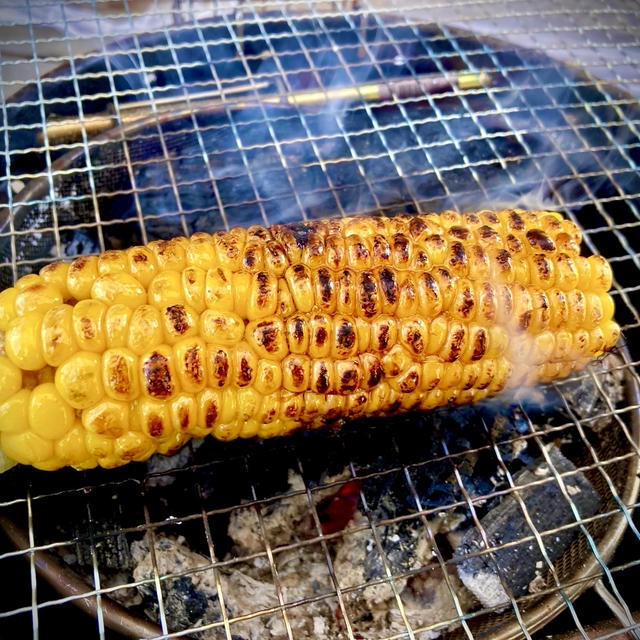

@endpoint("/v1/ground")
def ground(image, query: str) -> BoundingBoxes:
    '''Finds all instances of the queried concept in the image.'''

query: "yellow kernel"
[186,234,216,270]
[126,246,158,288]
[201,309,245,344]
[15,274,43,290]
[204,267,234,311]
[530,331,555,365]
[148,271,184,308]
[127,305,163,355]
[55,421,94,467]
[55,351,104,409]
[97,249,127,275]
[41,304,77,366]
[91,272,147,308]
[182,266,206,313]
[85,431,114,460]
[589,254,613,291]
[82,399,129,438]
[67,255,99,300]
[114,431,155,463]
[282,354,310,392]
[149,238,187,271]
[104,303,132,348]
[1,429,53,464]
[425,315,448,356]
[0,388,30,433]
[0,357,22,404]
[72,299,107,352]
[232,272,251,318]
[39,262,71,300]
[14,282,63,316]
[286,264,314,313]
[5,312,46,370]
[28,383,74,440]
[0,287,17,331]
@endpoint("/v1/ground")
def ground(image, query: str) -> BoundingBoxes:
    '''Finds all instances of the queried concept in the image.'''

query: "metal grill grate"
[1,1,640,639]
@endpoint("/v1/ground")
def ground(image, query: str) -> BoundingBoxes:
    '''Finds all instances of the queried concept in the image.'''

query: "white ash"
[457,565,510,608]
[528,572,547,594]
[131,470,477,639]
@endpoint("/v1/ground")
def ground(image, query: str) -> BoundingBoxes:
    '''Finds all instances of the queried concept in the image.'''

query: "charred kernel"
[466,326,488,362]
[417,272,442,317]
[234,343,257,387]
[508,211,525,231]
[309,314,331,359]
[360,353,383,389]
[282,355,310,392]
[325,234,346,269]
[526,229,555,252]
[400,317,428,357]
[332,315,358,358]
[207,345,231,388]
[246,317,288,360]
[444,323,467,363]
[371,234,391,262]
[477,225,500,243]
[313,267,336,312]
[286,314,310,354]
[378,267,398,309]
[174,338,206,393]
[358,271,379,318]
[141,347,176,400]
[102,348,139,402]
[346,234,371,267]
[392,364,421,393]
[423,234,447,264]
[242,242,263,271]
[161,304,198,345]
[452,280,475,321]
[197,389,222,433]
[335,359,361,394]
[311,359,334,394]
[264,240,289,275]
[247,271,277,320]
[72,299,107,353]
[370,315,398,352]
[506,234,524,254]
[391,234,411,266]
[337,269,356,315]
[531,253,554,288]
[448,226,470,241]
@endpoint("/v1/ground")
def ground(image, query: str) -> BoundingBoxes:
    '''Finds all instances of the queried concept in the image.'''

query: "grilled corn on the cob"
[0,210,619,470]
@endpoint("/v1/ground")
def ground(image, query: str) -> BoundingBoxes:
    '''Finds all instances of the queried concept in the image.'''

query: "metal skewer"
[40,71,491,143]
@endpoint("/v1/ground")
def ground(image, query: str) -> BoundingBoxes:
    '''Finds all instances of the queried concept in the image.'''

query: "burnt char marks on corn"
[526,229,555,252]
[143,351,174,398]
[183,345,204,386]
[166,305,190,335]
[317,268,333,304]
[359,271,378,318]
[379,268,397,306]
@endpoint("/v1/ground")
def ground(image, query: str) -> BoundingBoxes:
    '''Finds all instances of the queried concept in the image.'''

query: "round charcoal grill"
[1,3,640,640]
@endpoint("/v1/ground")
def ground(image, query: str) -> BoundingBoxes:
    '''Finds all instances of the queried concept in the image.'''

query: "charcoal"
[454,445,601,609]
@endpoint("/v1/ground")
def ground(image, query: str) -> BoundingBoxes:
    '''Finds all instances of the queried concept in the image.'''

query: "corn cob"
[0,210,619,471]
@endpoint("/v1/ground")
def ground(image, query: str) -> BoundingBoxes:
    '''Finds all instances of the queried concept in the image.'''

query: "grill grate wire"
[1,1,640,639]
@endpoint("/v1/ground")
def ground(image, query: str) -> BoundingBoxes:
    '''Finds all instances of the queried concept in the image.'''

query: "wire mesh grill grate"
[1,1,640,639]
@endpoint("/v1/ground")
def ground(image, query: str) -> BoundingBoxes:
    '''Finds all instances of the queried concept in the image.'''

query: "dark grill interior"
[0,3,639,639]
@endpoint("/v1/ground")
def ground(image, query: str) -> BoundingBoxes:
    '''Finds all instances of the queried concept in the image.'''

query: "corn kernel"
[0,388,30,433]
[0,357,22,404]
[92,272,147,308]
[55,351,104,409]
[28,383,74,440]
[5,312,46,370]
